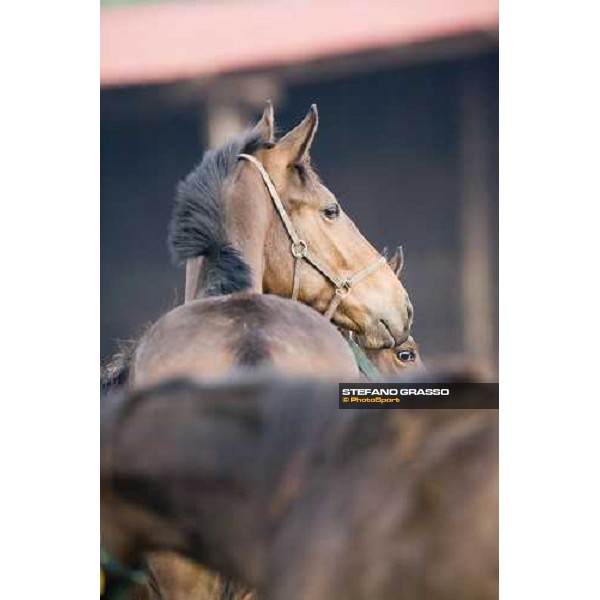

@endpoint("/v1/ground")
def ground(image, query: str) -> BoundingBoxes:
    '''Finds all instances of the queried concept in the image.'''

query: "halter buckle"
[291,240,308,258]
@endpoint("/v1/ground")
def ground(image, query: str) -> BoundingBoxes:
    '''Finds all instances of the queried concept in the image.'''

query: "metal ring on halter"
[335,280,351,298]
[291,240,308,258]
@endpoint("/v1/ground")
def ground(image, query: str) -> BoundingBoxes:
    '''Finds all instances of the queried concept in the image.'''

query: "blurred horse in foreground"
[102,373,498,600]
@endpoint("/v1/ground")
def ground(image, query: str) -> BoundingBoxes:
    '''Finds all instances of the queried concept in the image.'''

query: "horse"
[101,373,498,600]
[168,101,412,349]
[363,246,425,375]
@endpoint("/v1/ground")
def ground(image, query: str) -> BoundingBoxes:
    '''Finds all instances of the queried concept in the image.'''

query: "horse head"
[230,103,413,348]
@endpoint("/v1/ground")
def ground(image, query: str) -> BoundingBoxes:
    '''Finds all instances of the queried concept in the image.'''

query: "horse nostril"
[378,319,394,345]
[379,317,410,346]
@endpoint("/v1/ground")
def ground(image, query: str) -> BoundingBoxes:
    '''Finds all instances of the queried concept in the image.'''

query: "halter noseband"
[238,153,387,320]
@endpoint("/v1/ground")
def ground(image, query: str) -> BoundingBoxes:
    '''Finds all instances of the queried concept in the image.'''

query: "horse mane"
[168,129,273,296]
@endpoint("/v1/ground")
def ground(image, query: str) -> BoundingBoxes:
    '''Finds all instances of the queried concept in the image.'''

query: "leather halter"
[238,153,387,320]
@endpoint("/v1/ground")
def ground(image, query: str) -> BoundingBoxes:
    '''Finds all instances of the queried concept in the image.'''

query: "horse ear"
[252,100,275,143]
[388,245,404,278]
[277,104,318,163]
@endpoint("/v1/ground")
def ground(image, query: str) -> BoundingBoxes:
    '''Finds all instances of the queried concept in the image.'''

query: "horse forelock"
[167,128,272,296]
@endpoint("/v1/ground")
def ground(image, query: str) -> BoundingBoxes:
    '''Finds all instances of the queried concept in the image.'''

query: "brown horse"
[330,245,423,377]
[169,102,412,349]
[101,374,498,600]
[361,246,425,376]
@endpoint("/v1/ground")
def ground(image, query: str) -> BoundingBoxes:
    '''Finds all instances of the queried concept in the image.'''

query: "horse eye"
[396,350,416,362]
[322,204,340,221]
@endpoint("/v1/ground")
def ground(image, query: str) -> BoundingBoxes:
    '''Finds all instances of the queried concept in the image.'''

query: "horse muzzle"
[355,314,409,350]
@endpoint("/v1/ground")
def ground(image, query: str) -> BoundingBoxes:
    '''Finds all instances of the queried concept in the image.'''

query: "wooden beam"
[184,257,203,304]
[459,63,495,374]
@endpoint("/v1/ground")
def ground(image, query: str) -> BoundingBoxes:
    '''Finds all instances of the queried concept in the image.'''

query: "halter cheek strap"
[238,153,387,320]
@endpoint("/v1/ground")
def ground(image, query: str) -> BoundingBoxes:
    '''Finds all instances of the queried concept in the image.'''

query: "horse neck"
[184,166,290,302]
[221,171,273,293]
[183,171,272,301]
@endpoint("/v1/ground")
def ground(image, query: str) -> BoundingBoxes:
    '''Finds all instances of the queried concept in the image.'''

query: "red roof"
[101,0,498,87]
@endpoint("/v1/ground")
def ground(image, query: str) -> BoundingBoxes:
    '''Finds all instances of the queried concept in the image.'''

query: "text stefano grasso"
[341,388,450,396]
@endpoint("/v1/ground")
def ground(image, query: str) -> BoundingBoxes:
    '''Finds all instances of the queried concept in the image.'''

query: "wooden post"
[205,102,248,148]
[184,256,203,304]
[459,64,495,374]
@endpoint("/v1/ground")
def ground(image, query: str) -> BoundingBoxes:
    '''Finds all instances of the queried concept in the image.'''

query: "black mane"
[168,129,273,296]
